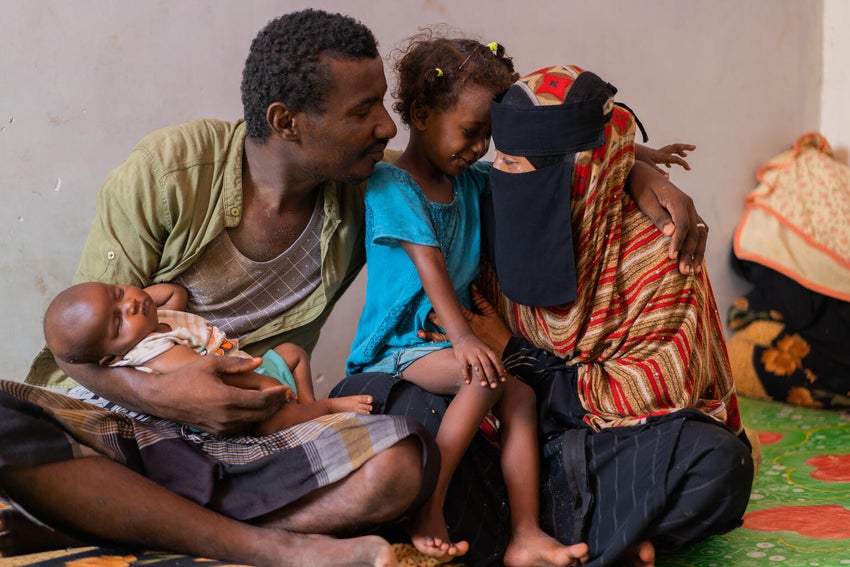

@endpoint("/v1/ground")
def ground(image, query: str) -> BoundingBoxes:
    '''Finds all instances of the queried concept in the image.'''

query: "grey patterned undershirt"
[173,195,323,341]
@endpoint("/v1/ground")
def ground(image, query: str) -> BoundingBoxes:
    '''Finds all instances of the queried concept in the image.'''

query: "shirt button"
[230,207,240,216]
[106,250,116,260]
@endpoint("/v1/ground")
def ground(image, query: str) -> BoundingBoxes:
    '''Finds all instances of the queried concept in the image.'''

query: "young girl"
[346,34,589,565]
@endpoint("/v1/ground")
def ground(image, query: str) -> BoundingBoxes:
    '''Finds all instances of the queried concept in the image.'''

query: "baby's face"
[79,283,160,364]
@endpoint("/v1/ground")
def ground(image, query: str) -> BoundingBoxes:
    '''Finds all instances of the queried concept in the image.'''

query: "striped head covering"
[479,65,741,432]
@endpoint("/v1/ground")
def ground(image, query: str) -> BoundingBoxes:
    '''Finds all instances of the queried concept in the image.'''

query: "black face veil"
[482,69,616,307]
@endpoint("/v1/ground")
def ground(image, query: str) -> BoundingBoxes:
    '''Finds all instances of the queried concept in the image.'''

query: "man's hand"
[145,355,290,434]
[60,355,289,435]
[627,160,707,275]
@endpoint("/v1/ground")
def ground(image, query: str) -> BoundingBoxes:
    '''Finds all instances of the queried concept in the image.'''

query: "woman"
[335,64,755,567]
[487,63,757,566]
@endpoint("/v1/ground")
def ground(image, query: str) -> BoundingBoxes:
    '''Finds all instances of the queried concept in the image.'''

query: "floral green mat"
[6,397,850,566]
[657,396,850,567]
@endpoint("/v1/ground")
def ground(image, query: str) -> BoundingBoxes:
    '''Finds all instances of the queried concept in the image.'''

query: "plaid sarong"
[479,65,741,433]
[0,379,430,520]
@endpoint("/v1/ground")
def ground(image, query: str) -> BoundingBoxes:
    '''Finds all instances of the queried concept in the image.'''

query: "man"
[1,10,434,567]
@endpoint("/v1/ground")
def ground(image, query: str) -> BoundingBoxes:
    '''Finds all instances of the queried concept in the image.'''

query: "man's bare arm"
[626,160,707,275]
[57,356,288,434]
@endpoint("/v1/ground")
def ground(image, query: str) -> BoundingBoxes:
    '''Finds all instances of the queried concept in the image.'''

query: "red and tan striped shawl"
[480,65,741,433]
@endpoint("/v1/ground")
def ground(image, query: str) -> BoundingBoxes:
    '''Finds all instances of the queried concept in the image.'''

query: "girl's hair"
[392,31,519,125]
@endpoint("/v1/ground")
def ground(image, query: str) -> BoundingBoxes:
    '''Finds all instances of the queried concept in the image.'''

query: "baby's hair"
[43,283,108,365]
[392,30,518,125]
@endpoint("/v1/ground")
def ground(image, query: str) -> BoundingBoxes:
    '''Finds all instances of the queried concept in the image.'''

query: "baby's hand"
[453,335,505,388]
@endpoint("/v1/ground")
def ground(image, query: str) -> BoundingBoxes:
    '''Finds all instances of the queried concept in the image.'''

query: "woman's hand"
[418,285,513,357]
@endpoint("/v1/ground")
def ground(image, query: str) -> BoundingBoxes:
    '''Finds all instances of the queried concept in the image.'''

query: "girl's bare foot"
[408,500,469,562]
[619,539,655,567]
[503,528,589,567]
[328,395,373,414]
[260,529,396,567]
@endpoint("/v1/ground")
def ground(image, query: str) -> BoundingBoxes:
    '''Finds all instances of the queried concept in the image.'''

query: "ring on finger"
[696,222,707,230]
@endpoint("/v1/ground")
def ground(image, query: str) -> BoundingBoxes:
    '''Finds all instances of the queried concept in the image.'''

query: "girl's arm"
[144,283,188,310]
[401,241,504,387]
[635,143,694,173]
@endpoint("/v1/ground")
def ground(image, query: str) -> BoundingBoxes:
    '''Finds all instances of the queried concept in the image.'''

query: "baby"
[43,281,372,435]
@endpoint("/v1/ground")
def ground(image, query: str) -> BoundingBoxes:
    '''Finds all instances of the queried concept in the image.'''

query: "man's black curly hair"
[241,9,379,142]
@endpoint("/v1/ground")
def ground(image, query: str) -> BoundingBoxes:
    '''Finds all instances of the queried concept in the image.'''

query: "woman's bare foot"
[328,395,373,415]
[503,528,589,567]
[259,530,396,567]
[619,539,655,567]
[408,500,469,562]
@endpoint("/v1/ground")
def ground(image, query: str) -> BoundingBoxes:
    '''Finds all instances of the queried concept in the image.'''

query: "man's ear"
[267,102,298,139]
[410,102,430,131]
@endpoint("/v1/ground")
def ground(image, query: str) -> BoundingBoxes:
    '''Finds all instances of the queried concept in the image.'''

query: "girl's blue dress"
[346,161,491,375]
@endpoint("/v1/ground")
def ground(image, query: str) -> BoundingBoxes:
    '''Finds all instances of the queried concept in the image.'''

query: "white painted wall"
[822,0,850,163]
[2,1,826,398]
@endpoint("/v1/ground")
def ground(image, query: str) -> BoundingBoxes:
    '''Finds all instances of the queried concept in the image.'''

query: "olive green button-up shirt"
[26,119,367,390]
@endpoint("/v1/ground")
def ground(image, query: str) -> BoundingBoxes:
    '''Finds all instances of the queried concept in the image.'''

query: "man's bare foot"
[0,504,86,557]
[618,539,655,567]
[408,500,469,562]
[259,530,396,567]
[503,528,589,567]
[328,395,373,415]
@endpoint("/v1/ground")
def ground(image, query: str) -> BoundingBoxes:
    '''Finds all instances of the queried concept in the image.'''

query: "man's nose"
[375,105,397,140]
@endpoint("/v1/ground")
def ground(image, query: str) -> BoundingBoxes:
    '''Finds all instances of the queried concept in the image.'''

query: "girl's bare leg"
[402,349,500,562]
[498,377,589,567]
[0,456,399,567]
